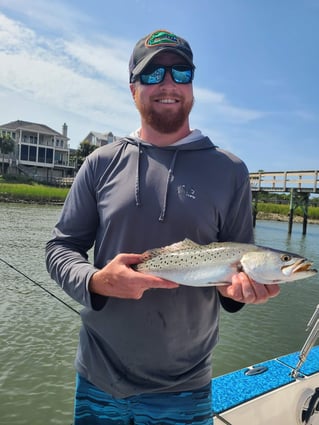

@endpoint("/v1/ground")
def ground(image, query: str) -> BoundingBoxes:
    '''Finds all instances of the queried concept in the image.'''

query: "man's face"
[130,52,194,134]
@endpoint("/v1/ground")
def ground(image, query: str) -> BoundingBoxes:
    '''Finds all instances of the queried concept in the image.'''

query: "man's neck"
[139,122,192,147]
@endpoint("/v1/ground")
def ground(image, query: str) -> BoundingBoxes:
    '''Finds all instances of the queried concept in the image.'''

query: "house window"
[46,148,53,163]
[21,145,28,160]
[38,147,45,163]
[29,146,36,161]
[21,145,37,161]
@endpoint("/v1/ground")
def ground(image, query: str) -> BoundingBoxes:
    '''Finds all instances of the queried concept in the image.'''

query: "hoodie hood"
[128,128,218,150]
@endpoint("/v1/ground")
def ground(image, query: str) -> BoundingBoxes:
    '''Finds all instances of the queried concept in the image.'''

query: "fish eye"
[281,254,292,262]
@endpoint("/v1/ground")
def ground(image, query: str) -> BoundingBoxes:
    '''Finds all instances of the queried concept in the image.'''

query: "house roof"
[81,131,115,144]
[90,131,109,140]
[0,120,66,138]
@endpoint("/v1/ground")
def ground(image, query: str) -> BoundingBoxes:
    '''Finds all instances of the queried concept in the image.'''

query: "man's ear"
[130,83,136,100]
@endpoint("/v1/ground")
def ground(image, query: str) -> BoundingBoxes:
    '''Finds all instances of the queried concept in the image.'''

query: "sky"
[0,0,318,172]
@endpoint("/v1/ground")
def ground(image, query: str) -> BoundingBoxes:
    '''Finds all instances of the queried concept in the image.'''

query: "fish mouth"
[290,259,317,273]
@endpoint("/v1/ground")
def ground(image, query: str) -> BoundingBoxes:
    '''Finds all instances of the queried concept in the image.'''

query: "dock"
[250,170,319,235]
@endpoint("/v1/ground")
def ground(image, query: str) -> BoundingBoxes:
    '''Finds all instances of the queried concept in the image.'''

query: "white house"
[81,131,120,147]
[0,120,75,182]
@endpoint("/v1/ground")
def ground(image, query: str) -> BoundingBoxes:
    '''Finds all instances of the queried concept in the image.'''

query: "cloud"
[0,9,260,147]
[0,9,279,155]
[0,12,137,139]
[194,86,265,124]
[0,13,35,48]
[63,37,130,83]
[0,0,91,34]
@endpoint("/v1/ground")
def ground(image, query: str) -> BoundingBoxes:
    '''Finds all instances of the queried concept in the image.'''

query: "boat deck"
[212,345,319,414]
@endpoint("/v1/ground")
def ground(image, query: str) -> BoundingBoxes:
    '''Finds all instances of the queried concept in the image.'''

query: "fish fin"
[145,238,199,257]
[170,238,200,250]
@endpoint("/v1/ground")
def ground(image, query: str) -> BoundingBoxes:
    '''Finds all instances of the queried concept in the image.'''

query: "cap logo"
[145,30,181,48]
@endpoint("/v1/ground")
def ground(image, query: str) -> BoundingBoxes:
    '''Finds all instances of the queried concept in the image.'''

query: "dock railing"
[250,170,319,194]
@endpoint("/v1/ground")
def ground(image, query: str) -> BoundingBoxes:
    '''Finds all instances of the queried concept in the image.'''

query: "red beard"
[136,93,194,134]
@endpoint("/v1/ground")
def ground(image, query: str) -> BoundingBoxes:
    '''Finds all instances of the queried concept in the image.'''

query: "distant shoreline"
[0,196,64,206]
[256,211,319,225]
[1,197,319,225]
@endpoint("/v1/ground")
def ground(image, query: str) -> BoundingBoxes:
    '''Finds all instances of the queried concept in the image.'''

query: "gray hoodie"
[46,133,253,398]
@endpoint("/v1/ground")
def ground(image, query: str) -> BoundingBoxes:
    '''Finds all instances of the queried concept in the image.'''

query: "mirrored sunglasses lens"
[172,67,192,83]
[140,67,165,84]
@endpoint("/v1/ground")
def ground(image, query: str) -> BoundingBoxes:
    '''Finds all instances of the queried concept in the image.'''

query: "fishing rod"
[0,257,80,316]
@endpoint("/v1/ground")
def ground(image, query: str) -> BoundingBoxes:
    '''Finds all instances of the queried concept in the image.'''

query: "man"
[46,29,280,425]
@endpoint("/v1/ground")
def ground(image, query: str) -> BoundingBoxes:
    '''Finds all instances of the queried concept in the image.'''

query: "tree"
[75,140,97,169]
[0,134,15,175]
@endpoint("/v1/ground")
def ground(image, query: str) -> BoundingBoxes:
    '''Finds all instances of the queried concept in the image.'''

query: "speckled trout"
[134,239,317,286]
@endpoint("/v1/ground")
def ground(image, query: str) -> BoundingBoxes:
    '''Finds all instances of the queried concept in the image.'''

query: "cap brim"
[131,47,194,78]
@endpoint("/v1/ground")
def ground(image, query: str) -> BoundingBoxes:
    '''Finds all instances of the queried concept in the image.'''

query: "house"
[82,131,120,147]
[0,120,75,182]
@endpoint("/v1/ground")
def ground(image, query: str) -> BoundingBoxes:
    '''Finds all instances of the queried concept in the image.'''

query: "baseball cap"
[129,29,195,82]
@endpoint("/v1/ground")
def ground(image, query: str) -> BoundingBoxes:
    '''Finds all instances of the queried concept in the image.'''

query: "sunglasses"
[135,64,194,85]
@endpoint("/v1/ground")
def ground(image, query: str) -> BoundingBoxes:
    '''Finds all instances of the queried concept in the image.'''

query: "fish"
[134,239,317,286]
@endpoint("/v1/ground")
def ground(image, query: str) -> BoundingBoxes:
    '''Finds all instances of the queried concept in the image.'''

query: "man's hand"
[217,272,280,304]
[89,253,179,300]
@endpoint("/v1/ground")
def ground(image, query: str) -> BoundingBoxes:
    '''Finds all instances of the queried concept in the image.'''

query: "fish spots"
[136,239,317,286]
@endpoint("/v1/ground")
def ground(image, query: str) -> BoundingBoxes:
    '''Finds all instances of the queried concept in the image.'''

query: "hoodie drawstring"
[134,143,179,222]
[135,142,142,207]
[158,150,178,222]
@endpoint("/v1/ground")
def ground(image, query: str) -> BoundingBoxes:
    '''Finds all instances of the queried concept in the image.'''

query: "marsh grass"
[0,182,68,202]
[0,181,319,220]
[257,202,319,220]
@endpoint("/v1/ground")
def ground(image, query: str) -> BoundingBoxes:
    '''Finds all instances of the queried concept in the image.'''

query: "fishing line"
[0,257,80,316]
[1,259,236,425]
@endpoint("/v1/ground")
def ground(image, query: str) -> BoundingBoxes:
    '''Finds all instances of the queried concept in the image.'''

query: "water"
[0,203,318,424]
[0,204,80,425]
